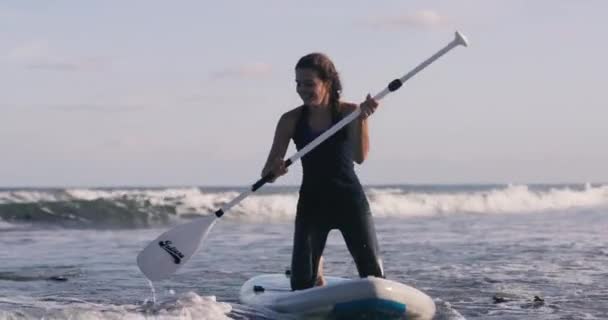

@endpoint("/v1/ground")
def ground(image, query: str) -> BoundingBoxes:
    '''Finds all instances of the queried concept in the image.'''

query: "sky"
[1,0,606,187]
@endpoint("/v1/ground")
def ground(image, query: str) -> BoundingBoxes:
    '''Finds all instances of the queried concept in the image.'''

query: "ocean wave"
[0,184,606,228]
[0,198,173,228]
[368,184,608,217]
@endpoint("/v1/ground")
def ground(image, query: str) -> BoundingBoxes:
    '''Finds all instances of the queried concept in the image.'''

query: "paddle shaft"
[137,32,468,281]
[214,32,467,218]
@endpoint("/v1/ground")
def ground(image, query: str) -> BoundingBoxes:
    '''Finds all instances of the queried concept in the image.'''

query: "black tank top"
[292,105,365,198]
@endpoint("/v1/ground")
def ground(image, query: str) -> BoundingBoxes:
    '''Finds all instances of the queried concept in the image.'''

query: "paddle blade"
[137,215,217,281]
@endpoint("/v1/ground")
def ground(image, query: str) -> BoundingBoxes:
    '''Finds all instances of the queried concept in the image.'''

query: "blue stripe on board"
[333,298,406,317]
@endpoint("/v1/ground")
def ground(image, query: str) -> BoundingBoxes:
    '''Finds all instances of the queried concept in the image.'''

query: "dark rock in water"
[483,277,501,284]
[492,293,518,304]
[493,293,546,308]
[47,276,68,282]
[0,272,71,282]
[521,295,545,309]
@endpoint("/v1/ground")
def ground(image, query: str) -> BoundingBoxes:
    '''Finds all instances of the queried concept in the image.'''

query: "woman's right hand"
[263,157,288,182]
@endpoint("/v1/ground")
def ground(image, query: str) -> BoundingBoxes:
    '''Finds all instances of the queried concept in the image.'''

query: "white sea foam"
[369,184,608,217]
[0,220,18,230]
[0,292,232,320]
[65,187,233,214]
[0,190,66,203]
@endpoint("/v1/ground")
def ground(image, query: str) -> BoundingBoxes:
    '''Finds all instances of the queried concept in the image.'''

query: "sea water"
[0,184,607,319]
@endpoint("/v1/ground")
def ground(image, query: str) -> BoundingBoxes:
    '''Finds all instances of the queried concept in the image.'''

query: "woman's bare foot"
[315,256,325,286]
[315,275,326,287]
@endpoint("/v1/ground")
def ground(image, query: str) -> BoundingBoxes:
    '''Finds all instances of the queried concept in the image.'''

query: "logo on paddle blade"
[158,240,185,264]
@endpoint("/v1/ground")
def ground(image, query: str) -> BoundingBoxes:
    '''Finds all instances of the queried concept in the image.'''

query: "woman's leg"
[290,215,330,290]
[340,211,384,278]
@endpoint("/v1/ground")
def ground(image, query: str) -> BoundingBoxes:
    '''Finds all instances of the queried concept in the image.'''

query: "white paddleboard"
[239,273,436,319]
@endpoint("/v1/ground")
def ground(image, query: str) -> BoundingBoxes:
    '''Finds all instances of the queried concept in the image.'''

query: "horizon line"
[0,182,604,190]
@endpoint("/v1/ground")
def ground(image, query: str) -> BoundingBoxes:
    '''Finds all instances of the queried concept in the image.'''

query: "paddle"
[137,31,469,281]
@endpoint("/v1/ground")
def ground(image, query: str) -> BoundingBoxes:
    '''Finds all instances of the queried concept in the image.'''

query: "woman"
[262,53,384,290]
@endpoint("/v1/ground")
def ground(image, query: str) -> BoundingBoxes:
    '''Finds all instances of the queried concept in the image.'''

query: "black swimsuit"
[290,105,384,290]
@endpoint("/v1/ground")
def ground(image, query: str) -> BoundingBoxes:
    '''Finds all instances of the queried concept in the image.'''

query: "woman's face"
[295,68,329,107]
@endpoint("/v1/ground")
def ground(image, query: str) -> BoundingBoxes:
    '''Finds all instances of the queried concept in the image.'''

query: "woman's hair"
[295,53,342,118]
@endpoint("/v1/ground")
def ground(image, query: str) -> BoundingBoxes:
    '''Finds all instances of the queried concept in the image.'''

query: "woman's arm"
[348,95,378,164]
[262,109,297,181]
[350,115,370,164]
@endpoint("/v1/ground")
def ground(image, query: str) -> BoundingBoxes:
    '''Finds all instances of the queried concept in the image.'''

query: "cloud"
[0,103,144,112]
[210,62,272,80]
[49,104,144,112]
[5,40,107,71]
[364,10,449,30]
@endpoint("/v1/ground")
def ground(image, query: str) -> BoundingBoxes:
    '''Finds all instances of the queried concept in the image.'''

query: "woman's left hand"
[359,94,379,119]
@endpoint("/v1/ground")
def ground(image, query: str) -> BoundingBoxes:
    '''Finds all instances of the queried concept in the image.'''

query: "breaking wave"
[0,184,606,228]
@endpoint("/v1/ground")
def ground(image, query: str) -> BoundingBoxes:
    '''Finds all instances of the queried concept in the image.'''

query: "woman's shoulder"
[280,105,305,123]
[275,105,305,133]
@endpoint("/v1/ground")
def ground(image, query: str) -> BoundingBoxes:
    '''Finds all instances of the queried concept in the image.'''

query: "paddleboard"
[239,273,436,319]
